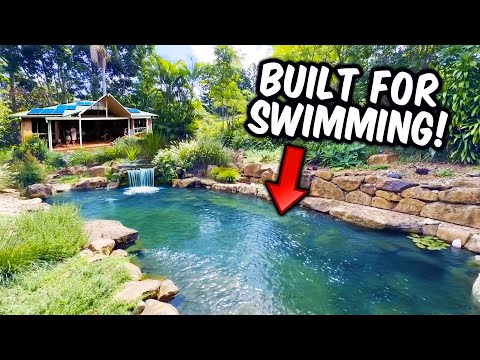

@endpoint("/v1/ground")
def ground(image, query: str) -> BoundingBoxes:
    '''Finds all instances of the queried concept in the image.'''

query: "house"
[10,94,157,151]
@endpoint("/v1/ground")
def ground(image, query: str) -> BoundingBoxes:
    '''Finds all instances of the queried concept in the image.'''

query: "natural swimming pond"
[49,188,480,315]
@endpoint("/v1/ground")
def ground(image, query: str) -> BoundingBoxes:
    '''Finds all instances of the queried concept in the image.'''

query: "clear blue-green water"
[49,188,480,315]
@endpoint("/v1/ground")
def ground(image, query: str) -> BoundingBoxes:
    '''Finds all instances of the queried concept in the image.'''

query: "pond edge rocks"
[82,219,181,315]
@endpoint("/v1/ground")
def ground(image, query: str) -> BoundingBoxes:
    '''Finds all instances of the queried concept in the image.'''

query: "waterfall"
[125,168,158,195]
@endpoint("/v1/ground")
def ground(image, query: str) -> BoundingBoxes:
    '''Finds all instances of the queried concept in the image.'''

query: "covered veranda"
[12,94,157,151]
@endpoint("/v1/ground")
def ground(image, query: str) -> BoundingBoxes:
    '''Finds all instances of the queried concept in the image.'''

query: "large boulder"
[472,274,480,304]
[331,175,364,191]
[310,177,345,201]
[436,224,471,245]
[199,178,215,187]
[88,239,115,255]
[422,224,438,236]
[465,234,480,253]
[212,183,238,193]
[345,190,372,206]
[243,163,262,177]
[124,262,143,281]
[367,153,399,165]
[360,183,376,195]
[420,202,480,229]
[314,170,333,181]
[26,183,57,199]
[328,206,423,232]
[438,188,480,205]
[364,175,378,184]
[88,165,110,177]
[394,198,426,215]
[301,197,342,213]
[447,179,480,188]
[375,190,401,201]
[157,279,180,301]
[84,219,139,246]
[72,177,107,190]
[237,183,258,196]
[67,165,88,175]
[371,196,394,210]
[111,249,128,257]
[140,299,179,315]
[376,178,418,193]
[401,186,438,202]
[114,279,162,302]
[52,183,71,193]
[172,177,200,188]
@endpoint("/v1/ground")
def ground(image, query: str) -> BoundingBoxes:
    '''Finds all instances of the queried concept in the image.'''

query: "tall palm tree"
[90,45,110,96]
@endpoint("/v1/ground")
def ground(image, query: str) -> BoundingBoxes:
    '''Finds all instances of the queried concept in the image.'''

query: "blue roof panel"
[76,101,94,106]
[27,108,43,115]
[40,108,55,115]
[127,108,140,113]
[66,105,76,110]
[52,105,67,115]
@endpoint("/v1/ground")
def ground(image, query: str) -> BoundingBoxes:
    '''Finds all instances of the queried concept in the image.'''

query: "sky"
[155,45,273,68]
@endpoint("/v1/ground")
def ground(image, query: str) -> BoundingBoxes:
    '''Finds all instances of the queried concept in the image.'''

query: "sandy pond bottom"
[49,187,480,315]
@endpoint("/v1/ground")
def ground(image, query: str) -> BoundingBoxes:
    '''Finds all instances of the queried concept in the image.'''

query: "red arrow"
[265,144,309,215]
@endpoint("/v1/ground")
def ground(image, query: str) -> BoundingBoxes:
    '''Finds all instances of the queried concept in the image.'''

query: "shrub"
[68,150,96,167]
[210,167,240,183]
[0,204,88,278]
[435,168,454,177]
[12,154,47,188]
[124,143,142,161]
[306,141,370,169]
[0,148,12,164]
[45,151,67,169]
[0,164,14,190]
[175,138,232,170]
[13,135,49,162]
[153,148,178,182]
[140,132,168,160]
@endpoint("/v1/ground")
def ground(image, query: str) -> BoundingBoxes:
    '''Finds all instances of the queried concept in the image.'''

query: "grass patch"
[0,204,88,278]
[435,168,454,177]
[51,174,88,185]
[244,148,282,164]
[0,255,133,314]
[356,164,390,171]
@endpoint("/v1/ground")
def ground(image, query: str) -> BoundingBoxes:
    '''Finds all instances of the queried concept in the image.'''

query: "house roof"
[9,94,157,119]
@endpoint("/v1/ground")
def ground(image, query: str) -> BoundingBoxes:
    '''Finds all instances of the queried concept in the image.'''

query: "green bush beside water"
[153,138,232,180]
[11,154,47,188]
[0,204,87,278]
[210,167,240,183]
[0,255,133,315]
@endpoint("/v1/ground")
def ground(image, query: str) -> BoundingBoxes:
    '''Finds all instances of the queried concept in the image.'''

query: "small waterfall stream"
[125,168,158,194]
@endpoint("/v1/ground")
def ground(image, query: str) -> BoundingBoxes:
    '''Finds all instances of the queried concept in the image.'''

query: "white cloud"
[234,45,273,68]
[190,45,273,68]
[190,45,216,64]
